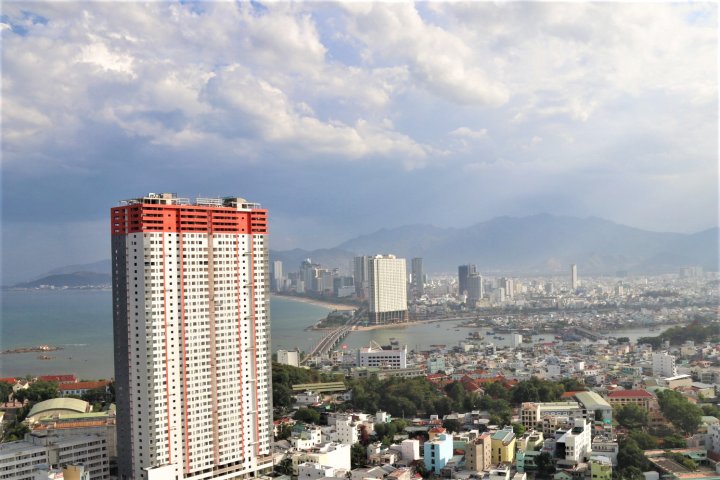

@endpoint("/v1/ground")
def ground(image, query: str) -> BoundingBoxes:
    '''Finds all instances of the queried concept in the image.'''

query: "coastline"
[271,293,357,311]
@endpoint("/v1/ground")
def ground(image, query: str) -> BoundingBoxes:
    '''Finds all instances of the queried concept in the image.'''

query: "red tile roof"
[608,389,653,398]
[59,380,110,391]
[0,378,17,384]
[39,375,77,383]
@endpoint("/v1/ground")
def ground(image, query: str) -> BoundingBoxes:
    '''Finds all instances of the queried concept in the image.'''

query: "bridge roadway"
[301,325,352,364]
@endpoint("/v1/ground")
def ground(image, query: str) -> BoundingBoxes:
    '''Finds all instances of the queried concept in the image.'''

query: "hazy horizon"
[2,2,717,284]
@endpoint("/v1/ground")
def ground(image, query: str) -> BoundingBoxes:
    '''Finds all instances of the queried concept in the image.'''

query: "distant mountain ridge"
[16,215,719,282]
[287,214,719,275]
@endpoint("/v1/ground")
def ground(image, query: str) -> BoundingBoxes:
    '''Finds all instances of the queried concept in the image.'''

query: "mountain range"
[271,214,719,275]
[11,214,719,286]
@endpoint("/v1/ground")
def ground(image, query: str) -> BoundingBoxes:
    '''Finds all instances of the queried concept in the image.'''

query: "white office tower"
[652,352,678,378]
[271,260,283,292]
[571,264,578,290]
[111,193,273,480]
[367,255,408,324]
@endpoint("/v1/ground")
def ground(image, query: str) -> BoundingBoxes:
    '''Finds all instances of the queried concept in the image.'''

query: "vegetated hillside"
[279,214,718,275]
[45,259,112,276]
[12,272,111,288]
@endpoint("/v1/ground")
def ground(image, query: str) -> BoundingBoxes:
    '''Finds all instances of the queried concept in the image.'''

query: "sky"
[1,1,718,284]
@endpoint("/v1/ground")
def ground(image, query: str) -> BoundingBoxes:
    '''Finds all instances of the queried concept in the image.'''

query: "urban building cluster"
[1,193,718,480]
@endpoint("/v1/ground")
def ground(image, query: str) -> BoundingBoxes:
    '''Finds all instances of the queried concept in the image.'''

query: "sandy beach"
[271,294,357,311]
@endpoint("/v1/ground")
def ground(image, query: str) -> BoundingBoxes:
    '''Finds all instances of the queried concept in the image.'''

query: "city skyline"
[2,2,717,284]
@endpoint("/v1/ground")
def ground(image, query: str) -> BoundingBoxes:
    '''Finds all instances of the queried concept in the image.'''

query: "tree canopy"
[656,390,702,434]
[616,403,649,430]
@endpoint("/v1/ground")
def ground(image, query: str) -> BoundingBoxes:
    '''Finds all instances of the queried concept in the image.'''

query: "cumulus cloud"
[449,127,488,139]
[339,2,509,106]
[0,1,717,282]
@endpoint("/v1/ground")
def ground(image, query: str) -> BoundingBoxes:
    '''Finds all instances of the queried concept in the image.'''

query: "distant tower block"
[368,255,408,324]
[411,257,424,296]
[571,263,579,290]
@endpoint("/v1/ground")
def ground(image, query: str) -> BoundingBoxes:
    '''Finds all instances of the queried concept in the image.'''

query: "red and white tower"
[111,193,272,480]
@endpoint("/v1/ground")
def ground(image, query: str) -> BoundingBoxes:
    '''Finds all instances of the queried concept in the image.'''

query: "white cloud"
[340,2,509,106]
[449,127,488,139]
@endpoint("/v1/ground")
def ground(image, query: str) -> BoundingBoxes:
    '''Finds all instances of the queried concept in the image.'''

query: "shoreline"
[271,293,357,311]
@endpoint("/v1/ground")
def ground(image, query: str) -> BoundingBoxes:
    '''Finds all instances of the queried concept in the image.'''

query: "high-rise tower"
[368,255,408,324]
[111,193,273,480]
[458,264,477,296]
[411,257,424,297]
[571,264,578,290]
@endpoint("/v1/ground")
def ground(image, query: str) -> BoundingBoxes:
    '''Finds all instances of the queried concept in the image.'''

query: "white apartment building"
[652,352,677,378]
[556,419,592,467]
[277,349,299,367]
[334,415,359,445]
[367,255,408,324]
[0,433,109,480]
[357,342,407,370]
[111,194,273,480]
[0,440,48,480]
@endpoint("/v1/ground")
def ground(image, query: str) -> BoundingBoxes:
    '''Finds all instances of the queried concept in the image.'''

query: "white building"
[291,425,323,450]
[111,193,273,480]
[0,433,109,480]
[571,264,578,290]
[291,443,351,474]
[358,342,407,369]
[277,349,300,367]
[400,439,420,462]
[556,419,592,466]
[297,462,337,480]
[368,255,408,324]
[334,415,359,445]
[652,352,677,378]
[0,440,48,480]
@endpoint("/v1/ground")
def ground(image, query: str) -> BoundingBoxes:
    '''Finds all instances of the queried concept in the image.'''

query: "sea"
[0,290,330,379]
[0,290,665,379]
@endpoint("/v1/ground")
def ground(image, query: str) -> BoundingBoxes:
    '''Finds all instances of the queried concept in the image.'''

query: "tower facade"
[368,255,408,324]
[111,193,273,480]
[571,264,578,290]
[458,264,477,296]
[411,257,424,296]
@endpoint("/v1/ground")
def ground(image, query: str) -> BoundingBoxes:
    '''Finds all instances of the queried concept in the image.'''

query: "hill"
[20,215,718,279]
[12,272,112,289]
[295,214,719,274]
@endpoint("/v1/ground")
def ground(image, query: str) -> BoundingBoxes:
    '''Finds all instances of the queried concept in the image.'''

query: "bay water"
[0,290,664,379]
[0,290,329,379]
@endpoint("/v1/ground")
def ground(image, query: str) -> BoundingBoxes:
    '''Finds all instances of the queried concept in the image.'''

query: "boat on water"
[389,337,400,346]
[486,331,495,335]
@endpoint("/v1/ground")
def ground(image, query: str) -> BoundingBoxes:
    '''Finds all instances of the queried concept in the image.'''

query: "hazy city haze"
[1,2,717,283]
